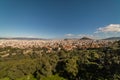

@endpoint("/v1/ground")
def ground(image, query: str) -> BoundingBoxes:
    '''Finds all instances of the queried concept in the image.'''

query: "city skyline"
[0,0,120,39]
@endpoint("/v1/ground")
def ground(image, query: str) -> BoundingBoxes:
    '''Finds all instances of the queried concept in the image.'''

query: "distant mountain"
[64,37,93,40]
[0,37,47,40]
[103,37,120,40]
[80,37,93,40]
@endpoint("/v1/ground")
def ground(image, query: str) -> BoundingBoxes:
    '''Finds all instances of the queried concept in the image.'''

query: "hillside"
[80,37,93,40]
[103,37,120,40]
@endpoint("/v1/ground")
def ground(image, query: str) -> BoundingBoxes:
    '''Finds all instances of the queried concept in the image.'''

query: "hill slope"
[103,37,120,40]
[80,37,93,40]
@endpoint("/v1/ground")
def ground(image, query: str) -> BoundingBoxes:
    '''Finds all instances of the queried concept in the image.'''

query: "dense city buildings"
[0,39,114,50]
[0,39,115,58]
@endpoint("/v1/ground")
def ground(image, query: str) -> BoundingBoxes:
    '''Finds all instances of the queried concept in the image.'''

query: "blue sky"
[0,0,120,39]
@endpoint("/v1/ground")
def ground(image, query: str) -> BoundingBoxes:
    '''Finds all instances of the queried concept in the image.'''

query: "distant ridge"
[0,37,48,40]
[103,37,120,40]
[64,37,93,40]
[80,37,93,40]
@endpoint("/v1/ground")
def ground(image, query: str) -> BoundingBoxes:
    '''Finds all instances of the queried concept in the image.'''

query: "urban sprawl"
[0,39,114,50]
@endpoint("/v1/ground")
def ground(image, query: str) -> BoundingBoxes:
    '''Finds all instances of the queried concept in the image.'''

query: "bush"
[41,74,66,80]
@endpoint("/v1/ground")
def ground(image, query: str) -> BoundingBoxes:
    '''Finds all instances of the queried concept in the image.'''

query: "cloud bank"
[65,34,95,39]
[95,24,120,33]
[65,24,120,39]
[65,34,74,37]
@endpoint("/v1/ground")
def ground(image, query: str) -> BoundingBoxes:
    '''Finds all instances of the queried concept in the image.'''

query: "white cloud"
[65,34,74,37]
[65,33,96,39]
[78,34,97,39]
[78,34,93,37]
[95,24,120,33]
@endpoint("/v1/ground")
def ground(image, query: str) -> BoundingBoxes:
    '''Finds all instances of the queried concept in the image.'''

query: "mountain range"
[0,37,120,40]
[103,37,120,40]
[0,37,47,40]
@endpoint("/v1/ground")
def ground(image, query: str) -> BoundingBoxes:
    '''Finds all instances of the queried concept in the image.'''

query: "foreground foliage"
[0,40,120,80]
